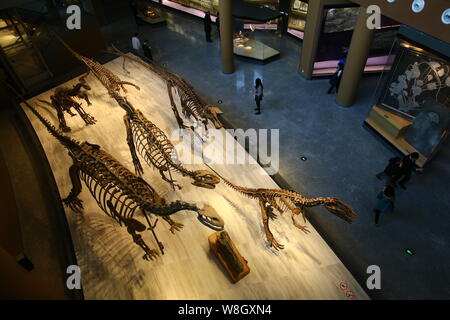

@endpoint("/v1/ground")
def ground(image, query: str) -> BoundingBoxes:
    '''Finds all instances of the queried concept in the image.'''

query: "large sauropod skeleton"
[206,164,356,251]
[38,76,95,132]
[21,99,224,260]
[108,45,223,131]
[57,39,220,190]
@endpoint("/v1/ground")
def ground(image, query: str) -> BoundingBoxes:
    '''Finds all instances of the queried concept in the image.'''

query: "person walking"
[254,78,264,115]
[376,156,402,186]
[131,32,142,56]
[204,12,212,42]
[216,12,220,37]
[142,40,153,61]
[327,62,344,94]
[392,152,424,189]
[373,185,395,225]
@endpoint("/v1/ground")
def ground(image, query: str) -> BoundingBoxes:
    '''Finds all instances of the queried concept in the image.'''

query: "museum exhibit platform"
[21,56,368,300]
[233,38,280,62]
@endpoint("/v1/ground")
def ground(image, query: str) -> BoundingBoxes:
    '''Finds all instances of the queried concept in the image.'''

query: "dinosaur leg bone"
[123,114,144,176]
[62,161,83,213]
[141,210,165,255]
[259,198,284,251]
[167,81,189,129]
[280,197,309,234]
[106,201,158,261]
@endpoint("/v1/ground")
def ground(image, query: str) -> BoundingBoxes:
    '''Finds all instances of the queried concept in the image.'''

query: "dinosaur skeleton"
[118,95,220,190]
[21,99,224,261]
[57,38,220,190]
[107,46,223,131]
[55,34,140,97]
[206,164,356,251]
[39,76,95,132]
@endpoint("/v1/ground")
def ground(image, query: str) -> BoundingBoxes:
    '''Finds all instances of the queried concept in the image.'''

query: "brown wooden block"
[209,231,250,283]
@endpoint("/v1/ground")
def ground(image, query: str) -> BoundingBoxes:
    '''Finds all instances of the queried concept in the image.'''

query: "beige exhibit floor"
[21,56,369,300]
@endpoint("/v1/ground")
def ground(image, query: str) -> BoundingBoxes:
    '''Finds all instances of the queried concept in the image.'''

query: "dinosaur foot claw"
[63,197,84,213]
[169,223,184,234]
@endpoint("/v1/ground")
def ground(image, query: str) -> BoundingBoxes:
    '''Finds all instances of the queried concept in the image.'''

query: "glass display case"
[288,0,308,31]
[365,39,450,165]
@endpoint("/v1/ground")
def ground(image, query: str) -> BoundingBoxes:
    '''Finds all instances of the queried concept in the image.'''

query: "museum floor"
[1,6,449,299]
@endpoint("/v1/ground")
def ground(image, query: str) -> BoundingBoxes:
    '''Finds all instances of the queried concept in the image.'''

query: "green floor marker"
[405,248,414,256]
[300,157,307,161]
[218,100,222,104]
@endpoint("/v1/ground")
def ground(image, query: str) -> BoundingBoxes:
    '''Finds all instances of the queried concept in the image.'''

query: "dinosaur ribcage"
[131,121,173,171]
[79,169,141,223]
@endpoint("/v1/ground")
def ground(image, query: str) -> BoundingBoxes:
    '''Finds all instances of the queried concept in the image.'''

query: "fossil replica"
[209,230,250,283]
[116,94,220,190]
[21,99,224,261]
[207,165,356,250]
[38,76,95,132]
[57,39,220,190]
[108,45,223,131]
[55,34,140,97]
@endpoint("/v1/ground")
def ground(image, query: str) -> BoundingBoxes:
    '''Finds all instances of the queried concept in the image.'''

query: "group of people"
[373,152,424,225]
[131,32,154,62]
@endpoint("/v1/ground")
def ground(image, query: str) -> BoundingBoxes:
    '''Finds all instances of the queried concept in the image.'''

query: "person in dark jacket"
[142,40,153,61]
[204,12,212,42]
[373,185,395,225]
[376,156,402,186]
[327,62,344,94]
[216,12,220,37]
[392,152,424,189]
[254,78,263,115]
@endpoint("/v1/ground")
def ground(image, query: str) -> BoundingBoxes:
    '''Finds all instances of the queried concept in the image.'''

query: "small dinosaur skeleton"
[39,76,95,132]
[108,45,223,131]
[21,99,224,261]
[58,39,219,190]
[206,164,356,250]
[55,34,140,96]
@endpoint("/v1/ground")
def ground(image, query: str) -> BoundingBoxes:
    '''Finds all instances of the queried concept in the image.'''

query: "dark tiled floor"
[129,9,450,299]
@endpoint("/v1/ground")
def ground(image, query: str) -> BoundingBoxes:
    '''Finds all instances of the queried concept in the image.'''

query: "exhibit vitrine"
[365,35,450,166]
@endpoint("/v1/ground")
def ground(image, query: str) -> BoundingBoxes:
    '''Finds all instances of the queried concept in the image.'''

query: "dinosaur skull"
[191,170,220,189]
[206,106,223,129]
[323,197,356,223]
[197,204,224,231]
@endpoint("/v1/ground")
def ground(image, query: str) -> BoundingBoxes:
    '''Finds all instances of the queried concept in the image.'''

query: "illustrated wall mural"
[380,45,450,119]
[379,43,450,157]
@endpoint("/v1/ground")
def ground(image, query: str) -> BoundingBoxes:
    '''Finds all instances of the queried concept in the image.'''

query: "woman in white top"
[254,78,263,115]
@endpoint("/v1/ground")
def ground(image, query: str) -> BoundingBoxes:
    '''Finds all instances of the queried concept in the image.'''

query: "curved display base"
[21,56,368,300]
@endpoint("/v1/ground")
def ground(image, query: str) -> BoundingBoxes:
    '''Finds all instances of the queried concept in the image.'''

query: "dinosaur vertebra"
[207,165,356,251]
[22,98,224,261]
[39,76,95,132]
[58,39,219,190]
[108,45,223,131]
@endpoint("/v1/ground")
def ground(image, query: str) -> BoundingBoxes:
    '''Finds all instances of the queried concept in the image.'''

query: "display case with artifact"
[288,0,308,31]
[135,0,166,24]
[233,28,280,62]
[365,40,450,166]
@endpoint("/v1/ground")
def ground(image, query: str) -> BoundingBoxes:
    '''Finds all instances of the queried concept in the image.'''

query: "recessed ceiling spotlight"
[442,9,450,24]
[411,0,425,13]
[386,0,395,3]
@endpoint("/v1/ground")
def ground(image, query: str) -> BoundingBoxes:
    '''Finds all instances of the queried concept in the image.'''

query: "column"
[298,0,324,79]
[336,6,375,106]
[219,0,234,74]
